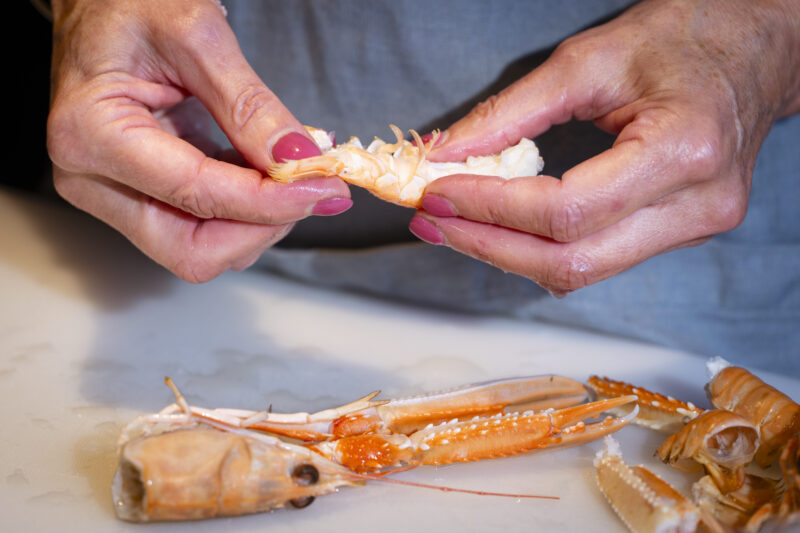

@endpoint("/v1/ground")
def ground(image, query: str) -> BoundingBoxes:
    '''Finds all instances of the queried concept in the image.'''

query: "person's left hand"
[409,0,800,295]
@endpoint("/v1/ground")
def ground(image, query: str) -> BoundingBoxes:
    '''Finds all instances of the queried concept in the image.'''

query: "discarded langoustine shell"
[594,436,701,533]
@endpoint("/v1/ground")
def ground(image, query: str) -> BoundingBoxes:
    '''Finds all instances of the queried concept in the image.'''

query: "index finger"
[87,83,348,224]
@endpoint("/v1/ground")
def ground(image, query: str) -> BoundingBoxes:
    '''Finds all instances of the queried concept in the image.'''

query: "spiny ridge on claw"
[595,436,700,533]
[409,397,637,466]
[587,376,704,434]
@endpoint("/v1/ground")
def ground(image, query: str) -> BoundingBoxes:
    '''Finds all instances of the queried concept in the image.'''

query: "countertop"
[1,186,798,532]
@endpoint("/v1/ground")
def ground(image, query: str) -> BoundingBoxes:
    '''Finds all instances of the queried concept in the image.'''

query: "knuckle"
[469,94,502,123]
[170,258,223,284]
[231,84,276,133]
[170,179,216,219]
[51,169,78,203]
[172,184,214,219]
[169,158,224,219]
[172,3,227,51]
[706,181,749,233]
[546,196,588,242]
[545,250,595,292]
[551,36,583,67]
[551,32,606,70]
[679,119,727,183]
[46,104,82,172]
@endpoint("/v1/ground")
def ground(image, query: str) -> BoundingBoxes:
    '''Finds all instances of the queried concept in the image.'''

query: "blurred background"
[13,1,52,193]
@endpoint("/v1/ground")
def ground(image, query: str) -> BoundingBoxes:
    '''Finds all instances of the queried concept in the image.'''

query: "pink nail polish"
[419,133,435,145]
[409,216,445,245]
[421,195,457,217]
[419,131,447,147]
[312,197,353,216]
[272,132,322,162]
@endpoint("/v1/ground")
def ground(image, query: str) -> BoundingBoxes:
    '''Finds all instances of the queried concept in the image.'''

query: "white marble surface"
[1,186,798,532]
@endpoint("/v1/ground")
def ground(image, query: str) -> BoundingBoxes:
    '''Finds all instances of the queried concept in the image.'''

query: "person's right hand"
[47,0,351,282]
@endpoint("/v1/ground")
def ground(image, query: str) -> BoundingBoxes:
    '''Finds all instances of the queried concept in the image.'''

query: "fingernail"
[272,132,322,163]
[419,131,447,147]
[409,216,445,245]
[421,195,457,217]
[312,197,353,216]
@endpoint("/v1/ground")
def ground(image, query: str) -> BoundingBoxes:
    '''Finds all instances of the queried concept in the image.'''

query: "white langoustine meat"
[269,126,544,207]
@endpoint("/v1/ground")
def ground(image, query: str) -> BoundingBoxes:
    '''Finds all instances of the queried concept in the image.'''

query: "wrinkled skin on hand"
[47,0,350,282]
[415,0,800,296]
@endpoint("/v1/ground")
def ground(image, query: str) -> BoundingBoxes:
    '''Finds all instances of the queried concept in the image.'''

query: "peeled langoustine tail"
[269,125,544,208]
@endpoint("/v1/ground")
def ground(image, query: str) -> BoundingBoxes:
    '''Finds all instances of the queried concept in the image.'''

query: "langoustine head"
[112,426,359,522]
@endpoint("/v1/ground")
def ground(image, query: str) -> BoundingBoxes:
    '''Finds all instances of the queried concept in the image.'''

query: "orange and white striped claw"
[217,374,591,442]
[588,376,705,434]
[595,436,701,533]
[318,395,639,473]
[368,374,592,436]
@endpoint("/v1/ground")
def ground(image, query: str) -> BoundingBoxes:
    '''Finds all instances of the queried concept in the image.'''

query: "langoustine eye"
[289,463,319,509]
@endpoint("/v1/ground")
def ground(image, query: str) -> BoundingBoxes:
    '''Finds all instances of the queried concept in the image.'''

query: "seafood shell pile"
[589,357,800,532]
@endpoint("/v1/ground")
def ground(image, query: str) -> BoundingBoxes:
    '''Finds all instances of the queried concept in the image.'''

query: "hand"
[411,0,800,295]
[47,0,351,283]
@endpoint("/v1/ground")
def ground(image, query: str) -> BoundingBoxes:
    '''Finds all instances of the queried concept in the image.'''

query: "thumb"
[429,47,608,163]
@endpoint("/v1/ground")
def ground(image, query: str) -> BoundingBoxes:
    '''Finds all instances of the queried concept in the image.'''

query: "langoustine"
[113,375,637,522]
[269,125,544,207]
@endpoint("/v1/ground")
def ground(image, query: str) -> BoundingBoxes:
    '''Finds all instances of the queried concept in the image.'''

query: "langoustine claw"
[588,375,705,434]
[594,436,702,533]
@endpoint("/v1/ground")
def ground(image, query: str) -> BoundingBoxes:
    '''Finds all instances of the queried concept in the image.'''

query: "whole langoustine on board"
[112,375,636,522]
